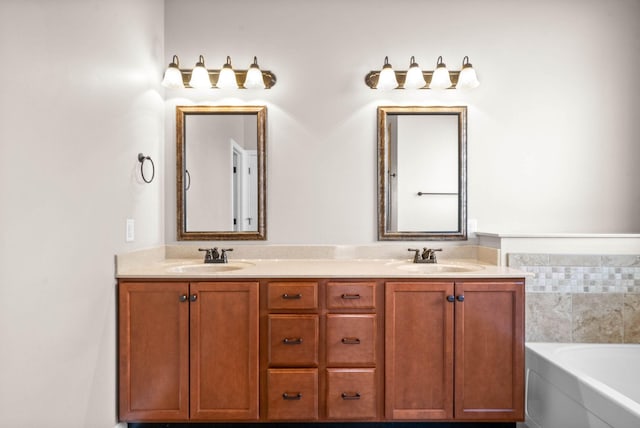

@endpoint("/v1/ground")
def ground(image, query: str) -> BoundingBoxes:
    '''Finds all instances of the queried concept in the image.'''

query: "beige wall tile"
[623,294,640,343]
[572,294,623,343]
[602,255,640,267]
[549,254,601,267]
[526,293,571,342]
[508,254,549,268]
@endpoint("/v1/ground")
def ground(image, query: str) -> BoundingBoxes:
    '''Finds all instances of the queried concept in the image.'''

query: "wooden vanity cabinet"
[120,276,523,424]
[385,279,524,422]
[118,281,259,422]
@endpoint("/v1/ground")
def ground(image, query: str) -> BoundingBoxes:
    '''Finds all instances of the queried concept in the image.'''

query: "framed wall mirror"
[176,105,266,240]
[378,106,467,240]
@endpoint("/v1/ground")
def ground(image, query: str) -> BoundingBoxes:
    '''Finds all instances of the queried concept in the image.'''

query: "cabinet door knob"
[282,293,302,300]
[282,392,302,400]
[179,294,188,302]
[341,392,361,400]
[446,295,455,302]
[457,295,465,302]
[283,337,303,345]
[341,337,361,345]
[190,294,198,302]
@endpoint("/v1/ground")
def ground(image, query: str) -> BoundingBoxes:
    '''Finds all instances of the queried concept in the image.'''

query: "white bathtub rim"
[526,342,640,428]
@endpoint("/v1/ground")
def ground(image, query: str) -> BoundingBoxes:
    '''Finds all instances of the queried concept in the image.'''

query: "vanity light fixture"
[364,55,479,90]
[161,54,277,89]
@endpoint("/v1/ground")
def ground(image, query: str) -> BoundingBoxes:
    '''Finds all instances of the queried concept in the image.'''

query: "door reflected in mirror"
[378,106,467,240]
[177,105,266,240]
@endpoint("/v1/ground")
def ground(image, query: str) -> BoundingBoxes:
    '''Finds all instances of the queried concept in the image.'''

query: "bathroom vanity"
[117,250,525,425]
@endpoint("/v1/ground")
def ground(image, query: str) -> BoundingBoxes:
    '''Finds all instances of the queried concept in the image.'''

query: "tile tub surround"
[508,253,640,343]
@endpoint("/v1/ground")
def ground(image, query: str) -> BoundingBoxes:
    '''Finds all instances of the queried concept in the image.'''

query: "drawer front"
[268,282,318,310]
[326,368,377,420]
[269,315,319,366]
[267,369,318,420]
[326,314,376,366]
[327,282,376,309]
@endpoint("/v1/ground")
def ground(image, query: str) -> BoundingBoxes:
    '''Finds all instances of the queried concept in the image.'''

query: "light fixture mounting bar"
[179,69,277,89]
[365,70,461,89]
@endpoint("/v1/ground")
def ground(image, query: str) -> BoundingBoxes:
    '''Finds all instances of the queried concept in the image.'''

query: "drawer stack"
[325,281,378,420]
[266,281,320,420]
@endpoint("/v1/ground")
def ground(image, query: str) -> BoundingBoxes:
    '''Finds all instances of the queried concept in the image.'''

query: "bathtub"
[525,343,640,428]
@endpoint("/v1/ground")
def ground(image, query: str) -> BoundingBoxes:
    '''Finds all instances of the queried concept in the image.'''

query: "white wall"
[165,0,640,243]
[0,1,164,427]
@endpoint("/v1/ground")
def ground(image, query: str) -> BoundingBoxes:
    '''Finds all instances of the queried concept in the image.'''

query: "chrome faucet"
[408,247,442,264]
[199,247,233,263]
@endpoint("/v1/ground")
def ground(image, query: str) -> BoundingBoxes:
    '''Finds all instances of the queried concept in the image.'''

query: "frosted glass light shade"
[404,56,426,89]
[456,56,480,89]
[429,56,452,90]
[189,55,211,89]
[217,67,237,88]
[244,56,265,89]
[161,55,184,88]
[376,56,398,90]
[216,56,238,89]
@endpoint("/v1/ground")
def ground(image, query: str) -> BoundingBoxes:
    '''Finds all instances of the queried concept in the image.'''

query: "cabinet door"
[385,281,454,420]
[118,281,189,421]
[454,281,524,421]
[190,281,259,420]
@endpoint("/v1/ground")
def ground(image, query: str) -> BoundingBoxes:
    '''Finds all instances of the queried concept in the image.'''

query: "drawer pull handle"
[283,337,303,345]
[282,293,302,300]
[341,293,361,300]
[341,392,361,400]
[341,337,361,345]
[282,392,302,400]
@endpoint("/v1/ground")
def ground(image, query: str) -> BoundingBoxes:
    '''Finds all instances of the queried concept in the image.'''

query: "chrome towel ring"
[138,153,155,183]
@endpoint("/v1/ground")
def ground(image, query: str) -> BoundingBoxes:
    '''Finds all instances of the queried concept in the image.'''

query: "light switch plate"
[126,218,135,242]
[468,218,478,235]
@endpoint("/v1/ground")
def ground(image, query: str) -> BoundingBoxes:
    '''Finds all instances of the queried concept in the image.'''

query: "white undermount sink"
[391,261,484,273]
[167,261,254,274]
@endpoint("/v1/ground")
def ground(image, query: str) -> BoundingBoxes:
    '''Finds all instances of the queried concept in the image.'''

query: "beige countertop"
[116,246,527,279]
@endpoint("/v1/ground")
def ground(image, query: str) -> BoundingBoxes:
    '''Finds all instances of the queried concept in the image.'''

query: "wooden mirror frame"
[176,105,267,240]
[377,105,467,241]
